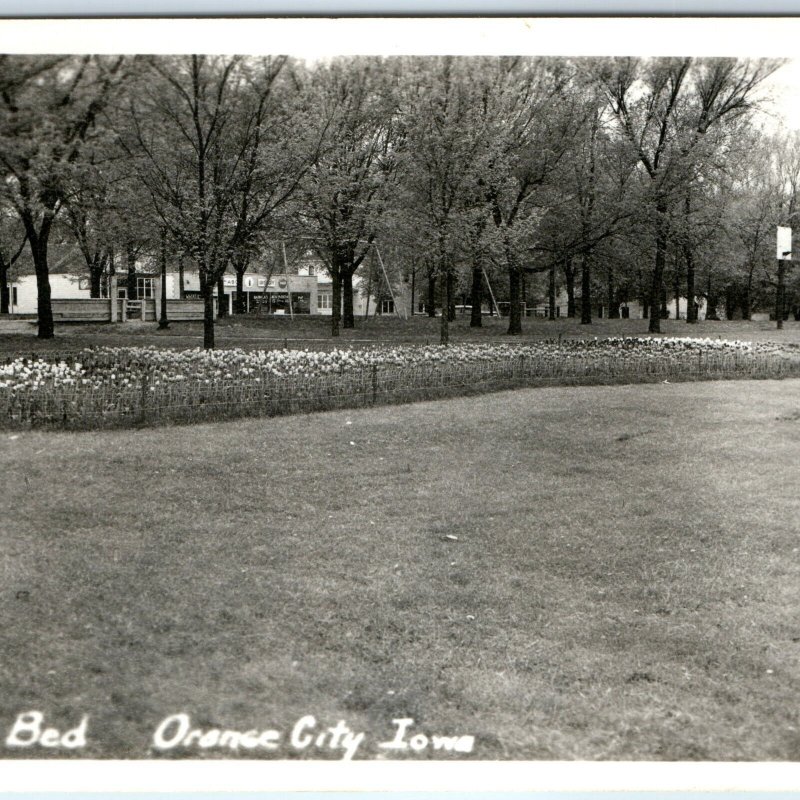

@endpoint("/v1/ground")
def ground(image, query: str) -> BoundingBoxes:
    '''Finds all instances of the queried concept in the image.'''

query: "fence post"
[371,364,378,405]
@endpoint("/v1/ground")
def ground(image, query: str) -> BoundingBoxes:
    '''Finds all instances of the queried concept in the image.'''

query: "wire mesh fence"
[2,349,799,431]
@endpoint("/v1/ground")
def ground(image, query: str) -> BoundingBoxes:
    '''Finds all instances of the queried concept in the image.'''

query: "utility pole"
[777,226,792,330]
[158,229,169,330]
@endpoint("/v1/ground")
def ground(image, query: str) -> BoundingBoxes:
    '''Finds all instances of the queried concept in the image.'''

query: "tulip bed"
[1,336,798,429]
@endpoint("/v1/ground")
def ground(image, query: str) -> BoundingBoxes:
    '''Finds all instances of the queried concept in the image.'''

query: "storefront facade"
[219,273,318,315]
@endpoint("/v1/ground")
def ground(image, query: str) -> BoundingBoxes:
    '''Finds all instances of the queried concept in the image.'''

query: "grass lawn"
[2,314,800,355]
[1,379,800,759]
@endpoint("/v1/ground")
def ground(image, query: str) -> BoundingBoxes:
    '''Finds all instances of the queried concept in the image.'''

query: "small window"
[137,277,154,299]
[317,292,332,309]
[380,299,394,314]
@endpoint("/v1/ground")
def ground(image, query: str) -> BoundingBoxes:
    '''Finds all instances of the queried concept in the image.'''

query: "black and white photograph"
[1,16,800,775]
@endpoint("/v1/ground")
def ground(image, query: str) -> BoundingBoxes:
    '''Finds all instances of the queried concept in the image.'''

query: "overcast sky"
[2,19,800,128]
[761,60,800,131]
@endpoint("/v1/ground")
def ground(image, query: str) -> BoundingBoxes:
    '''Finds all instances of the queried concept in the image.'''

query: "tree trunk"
[178,256,185,300]
[724,284,736,321]
[548,263,556,321]
[103,248,114,300]
[648,205,668,334]
[342,270,355,329]
[363,262,373,320]
[216,275,227,318]
[159,231,169,329]
[440,260,450,345]
[742,267,753,320]
[777,259,786,330]
[674,272,681,320]
[89,254,103,298]
[685,248,697,323]
[427,274,436,317]
[331,267,342,337]
[234,267,246,315]
[580,251,592,325]
[705,275,720,320]
[202,279,215,349]
[564,257,576,318]
[126,243,137,300]
[446,269,456,322]
[507,264,522,334]
[684,192,697,324]
[22,214,55,339]
[607,269,619,318]
[505,234,523,334]
[410,266,416,318]
[638,270,648,318]
[35,255,54,338]
[0,259,9,314]
[470,264,482,328]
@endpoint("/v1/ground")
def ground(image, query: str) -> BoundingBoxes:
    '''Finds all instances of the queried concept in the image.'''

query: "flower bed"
[1,337,798,429]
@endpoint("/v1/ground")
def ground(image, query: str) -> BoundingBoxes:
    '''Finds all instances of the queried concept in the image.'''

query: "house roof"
[12,242,86,276]
[13,242,164,277]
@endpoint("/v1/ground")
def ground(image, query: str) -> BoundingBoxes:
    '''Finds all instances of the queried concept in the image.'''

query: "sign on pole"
[777,226,792,260]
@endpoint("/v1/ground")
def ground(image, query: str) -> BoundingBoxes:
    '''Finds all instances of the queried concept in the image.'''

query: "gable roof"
[12,242,86,276]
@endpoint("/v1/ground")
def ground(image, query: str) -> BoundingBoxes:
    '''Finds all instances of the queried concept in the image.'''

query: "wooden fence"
[48,298,209,323]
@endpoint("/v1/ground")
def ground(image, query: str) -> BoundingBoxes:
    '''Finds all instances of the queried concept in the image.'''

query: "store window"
[317,292,332,310]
